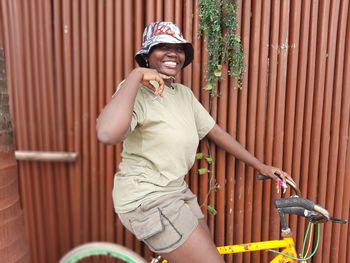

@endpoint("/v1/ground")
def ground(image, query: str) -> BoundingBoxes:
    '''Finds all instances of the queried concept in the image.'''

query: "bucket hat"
[135,21,194,68]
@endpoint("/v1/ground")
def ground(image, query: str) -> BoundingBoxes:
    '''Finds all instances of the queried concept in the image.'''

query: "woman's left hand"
[257,164,295,193]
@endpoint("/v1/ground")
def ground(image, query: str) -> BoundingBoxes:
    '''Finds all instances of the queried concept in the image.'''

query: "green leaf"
[234,35,241,43]
[196,152,204,159]
[207,205,217,216]
[203,83,213,91]
[214,68,222,77]
[205,156,213,164]
[197,168,209,175]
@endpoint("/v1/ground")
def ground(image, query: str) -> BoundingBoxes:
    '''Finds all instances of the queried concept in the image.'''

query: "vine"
[198,0,244,94]
[197,0,244,215]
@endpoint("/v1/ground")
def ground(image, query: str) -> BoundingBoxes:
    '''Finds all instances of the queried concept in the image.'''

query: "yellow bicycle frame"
[161,237,297,263]
[217,237,297,262]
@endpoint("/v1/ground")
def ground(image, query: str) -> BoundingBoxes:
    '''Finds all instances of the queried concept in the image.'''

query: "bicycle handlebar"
[275,197,329,223]
[256,174,347,225]
[275,196,347,224]
[275,196,315,210]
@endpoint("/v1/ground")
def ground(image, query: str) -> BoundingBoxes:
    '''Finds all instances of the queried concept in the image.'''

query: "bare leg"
[159,222,224,263]
[198,218,211,236]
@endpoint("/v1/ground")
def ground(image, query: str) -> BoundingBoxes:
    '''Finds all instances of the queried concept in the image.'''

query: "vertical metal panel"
[333,2,350,262]
[318,0,343,262]
[114,0,125,255]
[224,2,241,262]
[0,0,349,262]
[297,0,319,256]
[104,0,116,246]
[291,0,311,254]
[233,0,250,261]
[251,0,272,261]
[244,4,260,263]
[284,2,301,251]
[341,128,350,263]
[263,0,279,259]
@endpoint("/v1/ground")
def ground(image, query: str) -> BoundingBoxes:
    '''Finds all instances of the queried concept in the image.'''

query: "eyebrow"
[158,44,184,49]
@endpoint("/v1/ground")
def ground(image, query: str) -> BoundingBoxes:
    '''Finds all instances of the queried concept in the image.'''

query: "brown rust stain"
[243,243,253,251]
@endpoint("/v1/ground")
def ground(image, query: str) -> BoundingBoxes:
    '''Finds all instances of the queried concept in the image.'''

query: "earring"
[145,59,149,67]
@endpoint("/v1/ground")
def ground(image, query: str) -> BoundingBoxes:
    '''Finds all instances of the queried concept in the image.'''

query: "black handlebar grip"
[256,174,270,180]
[280,207,307,217]
[275,197,315,211]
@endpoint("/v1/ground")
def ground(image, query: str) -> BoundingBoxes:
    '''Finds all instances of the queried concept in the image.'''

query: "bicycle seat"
[275,196,347,224]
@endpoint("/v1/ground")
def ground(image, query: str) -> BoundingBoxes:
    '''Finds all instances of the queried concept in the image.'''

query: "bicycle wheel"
[59,242,147,263]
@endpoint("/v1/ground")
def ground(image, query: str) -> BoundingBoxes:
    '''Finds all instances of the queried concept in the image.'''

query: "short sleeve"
[113,81,145,132]
[190,91,216,139]
[130,90,146,131]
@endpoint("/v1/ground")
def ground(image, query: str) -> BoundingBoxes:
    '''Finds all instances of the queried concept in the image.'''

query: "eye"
[157,44,168,50]
[155,44,184,53]
[175,47,184,53]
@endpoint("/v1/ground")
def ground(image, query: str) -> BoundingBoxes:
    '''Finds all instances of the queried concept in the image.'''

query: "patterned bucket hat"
[135,21,194,68]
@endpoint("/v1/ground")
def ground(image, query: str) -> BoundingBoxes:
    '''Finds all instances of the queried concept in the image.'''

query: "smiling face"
[147,43,186,77]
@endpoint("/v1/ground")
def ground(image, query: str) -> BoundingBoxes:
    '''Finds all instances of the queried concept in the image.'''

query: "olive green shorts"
[117,188,204,253]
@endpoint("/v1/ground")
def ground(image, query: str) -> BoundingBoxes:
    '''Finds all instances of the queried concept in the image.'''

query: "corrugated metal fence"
[0,0,349,262]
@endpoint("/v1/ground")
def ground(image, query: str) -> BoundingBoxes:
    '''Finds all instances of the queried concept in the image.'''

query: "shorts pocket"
[144,208,183,252]
[129,208,164,240]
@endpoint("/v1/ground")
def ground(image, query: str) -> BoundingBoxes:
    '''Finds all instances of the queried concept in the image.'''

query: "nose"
[165,50,177,58]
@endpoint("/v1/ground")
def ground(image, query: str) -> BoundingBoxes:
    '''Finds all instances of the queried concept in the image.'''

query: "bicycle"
[59,175,347,263]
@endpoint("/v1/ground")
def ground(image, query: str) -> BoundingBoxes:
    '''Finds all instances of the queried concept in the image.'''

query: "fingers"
[285,173,297,185]
[267,168,288,193]
[141,81,157,93]
[143,74,164,85]
[141,72,165,97]
[259,164,299,194]
[274,169,287,184]
[156,74,173,96]
[155,83,164,96]
[159,73,175,81]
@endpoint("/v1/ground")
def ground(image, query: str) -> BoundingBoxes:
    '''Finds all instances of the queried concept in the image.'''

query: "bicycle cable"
[301,222,313,258]
[268,223,320,261]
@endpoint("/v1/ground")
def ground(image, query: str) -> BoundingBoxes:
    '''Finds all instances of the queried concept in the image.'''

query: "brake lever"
[329,217,348,224]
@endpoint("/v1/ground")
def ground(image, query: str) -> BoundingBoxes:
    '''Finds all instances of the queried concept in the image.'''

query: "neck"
[164,79,174,86]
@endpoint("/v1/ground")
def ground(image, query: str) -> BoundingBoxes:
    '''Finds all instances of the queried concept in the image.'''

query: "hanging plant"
[199,0,244,94]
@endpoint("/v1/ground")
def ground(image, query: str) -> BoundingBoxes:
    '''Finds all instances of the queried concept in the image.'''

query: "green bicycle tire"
[59,242,147,263]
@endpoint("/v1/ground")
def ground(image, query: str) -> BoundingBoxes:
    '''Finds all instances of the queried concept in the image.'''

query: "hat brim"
[135,42,194,68]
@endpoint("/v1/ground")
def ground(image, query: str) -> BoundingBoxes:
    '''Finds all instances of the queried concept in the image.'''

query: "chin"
[160,67,180,77]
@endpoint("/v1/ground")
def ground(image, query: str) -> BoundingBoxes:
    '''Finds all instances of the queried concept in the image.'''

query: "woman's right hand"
[132,68,173,96]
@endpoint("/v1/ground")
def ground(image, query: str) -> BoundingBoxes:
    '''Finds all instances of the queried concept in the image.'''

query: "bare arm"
[207,124,293,184]
[96,68,164,144]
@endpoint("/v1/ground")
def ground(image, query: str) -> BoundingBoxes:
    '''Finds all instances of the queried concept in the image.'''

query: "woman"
[97,21,294,263]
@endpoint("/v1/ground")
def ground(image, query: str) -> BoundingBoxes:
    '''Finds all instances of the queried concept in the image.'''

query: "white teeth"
[163,61,177,66]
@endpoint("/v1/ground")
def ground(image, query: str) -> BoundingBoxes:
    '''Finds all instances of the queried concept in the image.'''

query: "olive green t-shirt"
[112,83,216,213]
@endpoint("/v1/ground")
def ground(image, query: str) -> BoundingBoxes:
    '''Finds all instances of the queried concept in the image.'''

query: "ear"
[142,54,149,67]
